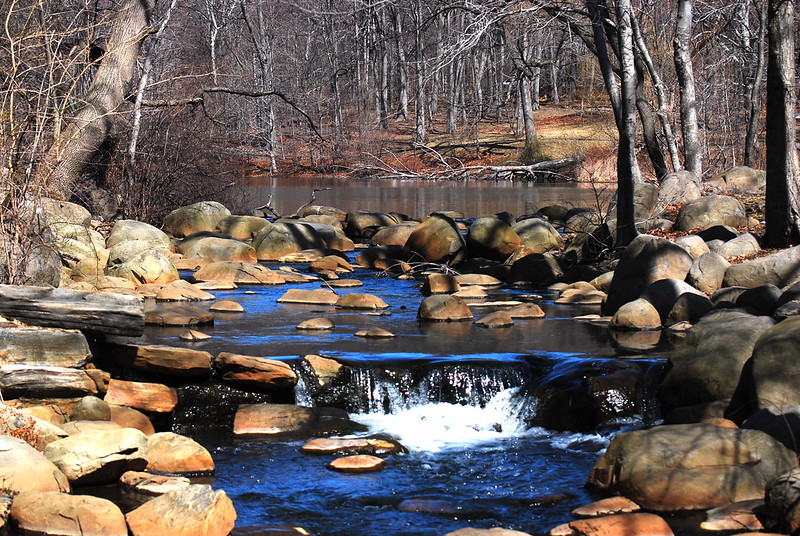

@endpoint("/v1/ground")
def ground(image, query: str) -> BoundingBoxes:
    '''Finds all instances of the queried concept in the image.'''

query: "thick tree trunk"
[39,0,156,195]
[764,0,800,246]
[674,0,703,178]
[587,0,621,126]
[745,1,767,167]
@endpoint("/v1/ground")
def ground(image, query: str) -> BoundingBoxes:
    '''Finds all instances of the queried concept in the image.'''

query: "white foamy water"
[352,387,534,452]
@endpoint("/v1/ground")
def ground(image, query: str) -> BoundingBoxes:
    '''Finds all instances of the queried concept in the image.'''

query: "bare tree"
[674,0,703,178]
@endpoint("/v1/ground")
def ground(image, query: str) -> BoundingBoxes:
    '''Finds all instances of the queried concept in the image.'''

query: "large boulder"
[40,198,92,226]
[404,214,467,264]
[602,234,693,316]
[252,221,325,261]
[659,170,702,205]
[163,201,231,238]
[146,432,214,474]
[10,491,127,536]
[104,343,212,377]
[513,218,564,253]
[0,326,91,367]
[214,215,268,239]
[344,211,401,240]
[301,222,355,251]
[687,252,731,294]
[52,223,109,278]
[177,235,257,263]
[713,232,761,259]
[369,222,419,247]
[588,423,798,511]
[125,484,236,536]
[107,220,172,250]
[106,249,179,286]
[0,435,70,492]
[105,379,178,413]
[191,261,285,285]
[213,353,297,391]
[706,166,766,192]
[610,298,661,330]
[417,295,473,322]
[639,278,706,322]
[723,246,800,288]
[659,309,776,415]
[233,403,361,437]
[675,195,748,232]
[466,216,522,261]
[508,252,564,286]
[44,428,149,485]
[727,316,800,422]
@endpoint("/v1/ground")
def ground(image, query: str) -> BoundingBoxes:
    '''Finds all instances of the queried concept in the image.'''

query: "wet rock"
[602,234,693,316]
[69,396,111,421]
[252,221,326,261]
[422,273,461,294]
[10,491,127,536]
[106,249,179,287]
[466,216,522,261]
[144,303,214,327]
[163,201,231,238]
[397,498,460,515]
[327,454,386,473]
[335,293,389,309]
[191,261,286,284]
[724,246,800,288]
[296,317,335,330]
[687,252,731,294]
[659,309,775,415]
[109,405,155,436]
[233,403,362,437]
[213,352,297,391]
[513,217,564,253]
[554,288,606,305]
[706,165,766,191]
[44,428,148,485]
[125,484,236,536]
[571,496,641,518]
[587,423,798,511]
[475,311,514,328]
[209,300,244,312]
[146,432,214,474]
[727,316,800,422]
[0,326,91,367]
[676,195,748,231]
[508,303,545,318]
[300,437,406,455]
[327,279,363,288]
[277,288,338,305]
[120,470,192,496]
[762,468,800,534]
[447,528,532,536]
[701,499,764,531]
[454,286,489,299]
[418,295,473,322]
[354,328,395,338]
[214,215,269,239]
[549,513,674,536]
[105,379,178,413]
[301,354,343,388]
[179,329,212,341]
[151,279,215,301]
[104,343,212,377]
[0,365,104,399]
[610,298,661,330]
[404,214,467,264]
[672,234,710,259]
[508,252,564,286]
[456,273,503,287]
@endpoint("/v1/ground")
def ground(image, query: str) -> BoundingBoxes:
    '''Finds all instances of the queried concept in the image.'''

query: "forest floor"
[239,104,624,183]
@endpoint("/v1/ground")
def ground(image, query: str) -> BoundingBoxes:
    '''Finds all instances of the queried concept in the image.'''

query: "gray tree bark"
[674,0,703,179]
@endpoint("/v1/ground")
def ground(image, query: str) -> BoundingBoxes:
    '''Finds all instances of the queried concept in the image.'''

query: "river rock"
[177,235,257,263]
[125,484,236,536]
[418,295,473,322]
[513,217,564,253]
[44,428,148,485]
[144,303,214,326]
[107,220,172,249]
[252,221,326,261]
[327,454,385,473]
[191,261,285,284]
[153,279,215,301]
[571,496,641,518]
[735,284,782,315]
[672,235,710,259]
[0,404,66,450]
[762,468,800,534]
[163,201,231,238]
[602,234,693,316]
[743,406,800,452]
[466,216,522,261]
[345,211,402,239]
[301,354,343,388]
[69,395,111,421]
[421,273,461,294]
[354,244,407,269]
[301,222,355,252]
[676,195,748,231]
[0,435,70,492]
[664,292,714,326]
[278,288,338,305]
[659,309,775,415]
[70,275,137,292]
[214,353,297,390]
[209,300,244,313]
[404,214,467,264]
[610,298,661,330]
[549,513,674,536]
[727,316,800,422]
[508,252,564,286]
[233,403,359,437]
[554,287,606,305]
[300,437,405,455]
[713,231,761,258]
[659,170,702,205]
[327,279,362,288]
[369,222,419,246]
[639,278,706,322]
[297,317,335,330]
[0,365,104,399]
[214,215,268,239]
[300,205,347,221]
[309,255,353,274]
[0,326,91,367]
[335,293,388,309]
[706,165,766,191]
[456,273,503,287]
[120,471,192,496]
[52,223,110,278]
[61,420,122,435]
[723,246,800,288]
[105,379,178,413]
[109,405,155,435]
[588,423,798,511]
[107,240,172,272]
[475,311,514,328]
[699,499,764,531]
[508,303,545,318]
[106,249,179,287]
[687,252,731,294]
[354,328,395,338]
[105,343,212,377]
[447,529,532,536]
[146,432,214,474]
[41,197,92,226]
[10,491,127,536]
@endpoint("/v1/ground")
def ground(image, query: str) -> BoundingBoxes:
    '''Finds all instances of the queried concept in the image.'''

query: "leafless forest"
[1,0,798,248]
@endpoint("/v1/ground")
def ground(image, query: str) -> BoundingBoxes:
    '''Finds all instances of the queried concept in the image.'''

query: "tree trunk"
[674,0,703,178]
[587,0,621,126]
[745,0,768,167]
[764,0,800,246]
[413,0,426,143]
[39,0,156,195]
[390,6,409,120]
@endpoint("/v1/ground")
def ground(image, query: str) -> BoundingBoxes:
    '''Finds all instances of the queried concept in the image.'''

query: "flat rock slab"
[105,379,178,413]
[10,491,127,536]
[120,471,192,496]
[125,484,236,536]
[701,499,764,531]
[327,279,363,288]
[233,403,358,437]
[151,280,216,301]
[0,365,105,399]
[214,353,297,390]
[0,326,91,368]
[209,300,244,312]
[549,513,674,536]
[571,496,641,518]
[191,261,286,285]
[144,304,214,326]
[301,437,406,455]
[475,311,514,328]
[105,343,212,376]
[354,328,395,338]
[278,288,339,305]
[455,274,503,287]
[296,317,335,330]
[327,454,385,473]
[335,293,389,309]
[179,329,212,341]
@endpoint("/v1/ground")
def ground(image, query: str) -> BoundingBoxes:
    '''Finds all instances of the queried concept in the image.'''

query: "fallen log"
[0,285,145,337]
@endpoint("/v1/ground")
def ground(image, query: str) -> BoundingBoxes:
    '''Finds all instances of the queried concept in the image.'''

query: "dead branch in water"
[254,188,332,219]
